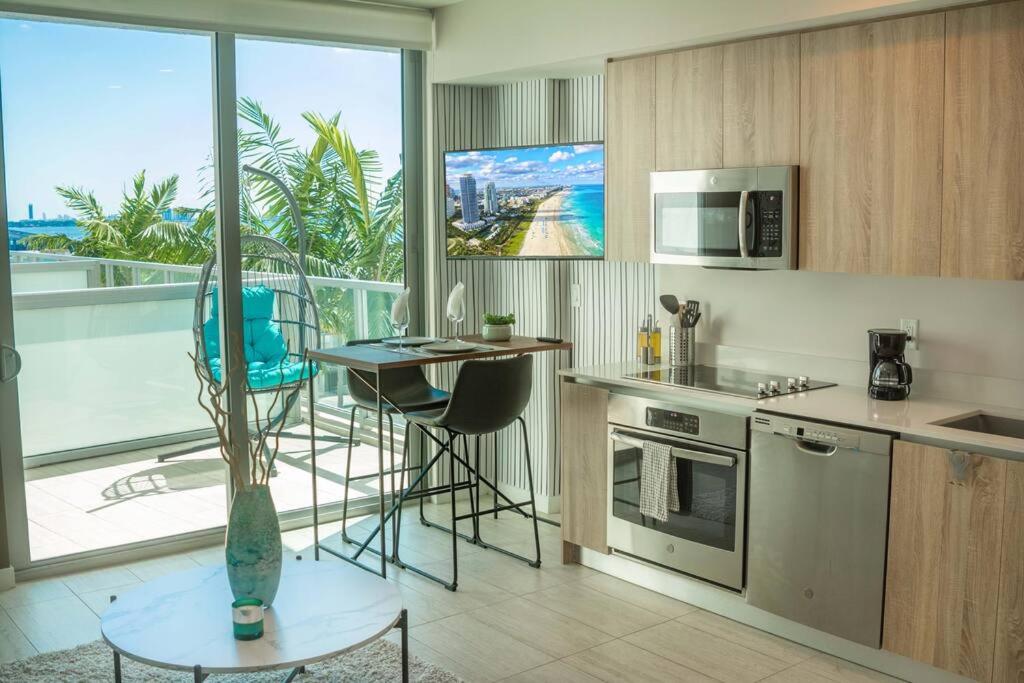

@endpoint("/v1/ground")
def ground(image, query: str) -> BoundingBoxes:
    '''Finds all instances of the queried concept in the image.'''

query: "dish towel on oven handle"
[639,440,680,522]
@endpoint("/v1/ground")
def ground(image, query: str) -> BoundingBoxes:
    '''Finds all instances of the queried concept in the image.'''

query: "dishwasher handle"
[789,437,838,457]
[610,431,737,468]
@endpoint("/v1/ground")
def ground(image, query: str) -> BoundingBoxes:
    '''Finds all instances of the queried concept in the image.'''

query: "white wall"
[657,265,1024,407]
[432,0,965,83]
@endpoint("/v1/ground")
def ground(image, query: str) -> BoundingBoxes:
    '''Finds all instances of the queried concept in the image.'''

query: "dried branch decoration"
[188,344,304,490]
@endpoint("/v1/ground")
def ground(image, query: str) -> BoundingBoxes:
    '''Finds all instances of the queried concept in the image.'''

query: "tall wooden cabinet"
[605,55,655,262]
[559,380,609,557]
[884,440,1024,682]
[799,14,945,276]
[941,1,1024,280]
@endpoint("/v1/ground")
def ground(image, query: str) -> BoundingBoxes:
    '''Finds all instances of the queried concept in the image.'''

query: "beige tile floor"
[0,500,904,682]
[24,424,402,560]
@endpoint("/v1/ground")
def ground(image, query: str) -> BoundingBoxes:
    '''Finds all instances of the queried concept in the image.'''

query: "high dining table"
[304,334,572,586]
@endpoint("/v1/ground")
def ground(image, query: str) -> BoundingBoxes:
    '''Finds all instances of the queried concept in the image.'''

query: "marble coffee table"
[101,559,408,682]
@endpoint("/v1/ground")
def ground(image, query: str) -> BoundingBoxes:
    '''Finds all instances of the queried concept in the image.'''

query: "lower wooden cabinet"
[559,380,609,557]
[884,440,1024,682]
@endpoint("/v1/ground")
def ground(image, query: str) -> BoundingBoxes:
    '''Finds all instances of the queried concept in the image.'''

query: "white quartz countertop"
[561,362,1024,459]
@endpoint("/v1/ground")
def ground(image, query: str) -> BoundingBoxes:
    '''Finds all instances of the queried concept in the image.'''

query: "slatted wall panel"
[427,75,655,500]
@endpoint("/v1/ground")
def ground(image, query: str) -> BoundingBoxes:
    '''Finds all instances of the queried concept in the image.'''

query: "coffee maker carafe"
[868,329,912,400]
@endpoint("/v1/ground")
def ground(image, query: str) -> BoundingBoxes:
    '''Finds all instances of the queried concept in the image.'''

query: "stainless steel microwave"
[650,165,798,269]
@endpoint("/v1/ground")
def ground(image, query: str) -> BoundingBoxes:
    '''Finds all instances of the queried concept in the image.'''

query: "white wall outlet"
[570,283,581,308]
[899,318,919,350]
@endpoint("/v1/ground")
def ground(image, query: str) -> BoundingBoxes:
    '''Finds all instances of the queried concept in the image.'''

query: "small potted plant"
[482,312,515,341]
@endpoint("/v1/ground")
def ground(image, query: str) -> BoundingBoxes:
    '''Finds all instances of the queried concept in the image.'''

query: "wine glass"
[390,287,410,350]
[446,282,466,344]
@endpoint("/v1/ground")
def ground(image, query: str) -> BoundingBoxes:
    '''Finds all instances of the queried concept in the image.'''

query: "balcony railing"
[10,251,403,462]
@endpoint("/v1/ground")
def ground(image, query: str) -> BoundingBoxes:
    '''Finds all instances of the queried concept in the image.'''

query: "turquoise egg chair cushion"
[203,285,316,390]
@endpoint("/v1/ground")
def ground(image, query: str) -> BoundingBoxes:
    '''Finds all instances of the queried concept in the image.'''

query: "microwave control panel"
[756,191,783,257]
[646,407,700,436]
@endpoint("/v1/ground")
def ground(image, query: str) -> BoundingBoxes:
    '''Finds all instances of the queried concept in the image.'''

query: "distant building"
[445,196,455,219]
[484,182,499,214]
[459,173,479,225]
[27,203,34,220]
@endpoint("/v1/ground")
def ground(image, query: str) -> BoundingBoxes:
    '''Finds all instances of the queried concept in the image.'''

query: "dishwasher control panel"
[752,413,873,451]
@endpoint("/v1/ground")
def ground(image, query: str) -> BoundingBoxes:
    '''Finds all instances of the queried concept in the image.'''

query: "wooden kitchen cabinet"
[941,1,1024,280]
[883,440,1021,682]
[799,14,945,276]
[605,55,655,262]
[723,35,800,167]
[655,45,723,171]
[995,459,1024,681]
[559,380,609,558]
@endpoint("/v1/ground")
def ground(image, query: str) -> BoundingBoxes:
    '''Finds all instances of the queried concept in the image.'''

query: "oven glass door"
[653,191,752,257]
[611,432,738,552]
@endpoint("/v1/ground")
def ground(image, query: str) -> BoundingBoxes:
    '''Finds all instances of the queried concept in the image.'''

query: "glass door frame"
[0,15,425,575]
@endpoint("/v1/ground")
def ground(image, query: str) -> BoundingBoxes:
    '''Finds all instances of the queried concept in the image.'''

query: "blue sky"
[0,18,401,221]
[445,143,603,193]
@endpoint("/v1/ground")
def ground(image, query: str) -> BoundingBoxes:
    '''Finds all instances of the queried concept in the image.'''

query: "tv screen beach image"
[444,143,604,258]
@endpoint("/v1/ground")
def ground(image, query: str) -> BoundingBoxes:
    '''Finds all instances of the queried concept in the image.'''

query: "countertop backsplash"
[656,265,1024,410]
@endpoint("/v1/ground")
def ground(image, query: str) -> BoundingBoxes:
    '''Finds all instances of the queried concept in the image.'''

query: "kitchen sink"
[932,412,1024,439]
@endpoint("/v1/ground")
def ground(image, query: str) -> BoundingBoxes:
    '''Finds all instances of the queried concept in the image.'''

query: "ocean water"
[561,184,605,256]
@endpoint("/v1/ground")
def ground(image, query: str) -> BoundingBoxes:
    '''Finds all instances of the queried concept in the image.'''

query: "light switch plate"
[570,283,581,308]
[899,318,919,350]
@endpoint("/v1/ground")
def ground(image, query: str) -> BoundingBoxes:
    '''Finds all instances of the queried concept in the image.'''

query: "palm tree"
[22,171,209,268]
[26,100,403,335]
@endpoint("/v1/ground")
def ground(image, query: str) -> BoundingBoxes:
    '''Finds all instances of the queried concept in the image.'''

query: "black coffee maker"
[868,329,913,400]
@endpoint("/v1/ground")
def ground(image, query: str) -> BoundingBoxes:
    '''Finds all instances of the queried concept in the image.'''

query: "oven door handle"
[610,431,737,468]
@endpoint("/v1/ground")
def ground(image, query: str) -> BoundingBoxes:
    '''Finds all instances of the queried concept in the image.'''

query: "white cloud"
[573,144,601,154]
[549,150,573,163]
[503,156,518,162]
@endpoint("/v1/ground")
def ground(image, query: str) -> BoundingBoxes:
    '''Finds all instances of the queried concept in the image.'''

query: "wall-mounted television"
[443,142,604,259]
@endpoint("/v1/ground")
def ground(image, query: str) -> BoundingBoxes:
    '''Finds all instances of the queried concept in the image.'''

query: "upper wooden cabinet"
[799,14,945,276]
[941,1,1024,280]
[605,55,655,262]
[603,5,1022,278]
[723,35,800,167]
[655,46,723,171]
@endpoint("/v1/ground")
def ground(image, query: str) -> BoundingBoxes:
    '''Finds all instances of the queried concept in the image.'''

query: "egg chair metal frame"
[179,234,322,465]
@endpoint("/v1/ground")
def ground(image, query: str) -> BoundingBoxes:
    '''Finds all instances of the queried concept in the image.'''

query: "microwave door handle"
[610,431,736,468]
[737,190,750,258]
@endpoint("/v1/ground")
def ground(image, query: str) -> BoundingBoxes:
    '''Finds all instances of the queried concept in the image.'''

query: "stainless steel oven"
[650,165,798,269]
[606,394,748,590]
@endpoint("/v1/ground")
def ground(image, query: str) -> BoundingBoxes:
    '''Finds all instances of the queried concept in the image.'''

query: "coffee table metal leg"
[400,608,409,683]
[113,651,122,683]
[283,666,304,682]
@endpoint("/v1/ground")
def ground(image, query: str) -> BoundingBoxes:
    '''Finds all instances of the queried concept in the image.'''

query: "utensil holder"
[670,326,696,367]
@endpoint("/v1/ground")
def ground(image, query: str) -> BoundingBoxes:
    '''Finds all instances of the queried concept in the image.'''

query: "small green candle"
[232,598,264,640]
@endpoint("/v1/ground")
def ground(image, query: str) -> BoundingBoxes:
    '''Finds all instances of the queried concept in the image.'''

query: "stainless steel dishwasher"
[746,413,893,648]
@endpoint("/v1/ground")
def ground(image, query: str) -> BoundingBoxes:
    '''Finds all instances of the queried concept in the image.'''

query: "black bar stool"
[402,354,541,590]
[341,339,450,558]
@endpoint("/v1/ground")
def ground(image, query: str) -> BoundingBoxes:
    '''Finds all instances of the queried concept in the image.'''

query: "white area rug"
[0,638,462,682]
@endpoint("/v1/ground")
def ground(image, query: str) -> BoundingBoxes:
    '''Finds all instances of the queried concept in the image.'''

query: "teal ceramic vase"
[225,484,283,607]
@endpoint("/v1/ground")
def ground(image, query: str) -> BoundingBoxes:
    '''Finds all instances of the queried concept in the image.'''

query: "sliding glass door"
[0,14,412,570]
[0,18,227,563]
[233,37,405,515]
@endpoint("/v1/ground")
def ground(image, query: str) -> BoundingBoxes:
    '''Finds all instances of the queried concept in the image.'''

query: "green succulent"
[482,312,515,326]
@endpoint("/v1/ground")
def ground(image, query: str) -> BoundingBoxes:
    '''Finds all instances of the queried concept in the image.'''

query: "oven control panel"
[646,407,700,436]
